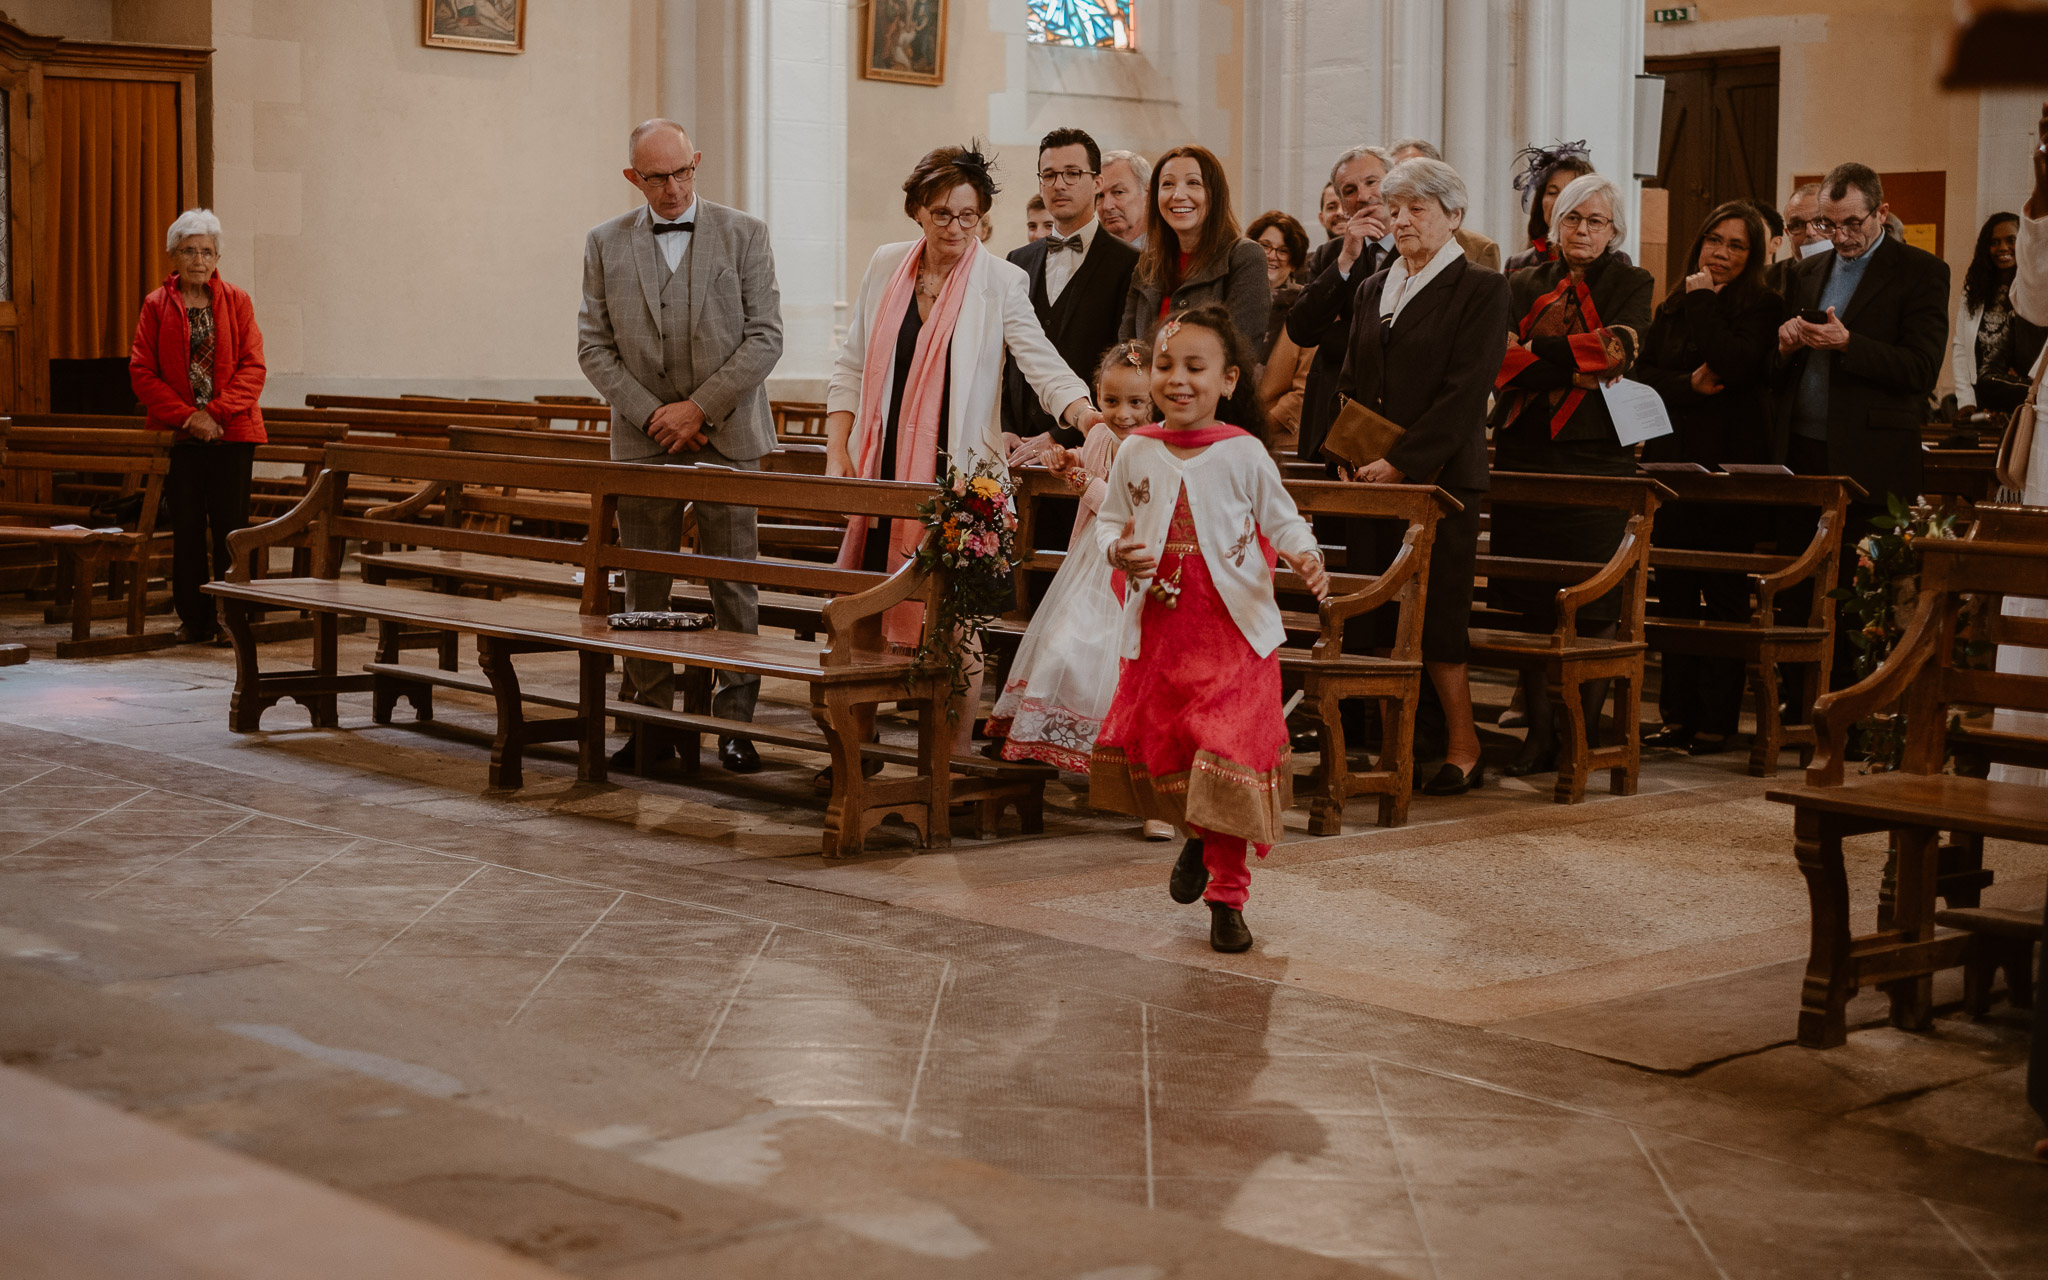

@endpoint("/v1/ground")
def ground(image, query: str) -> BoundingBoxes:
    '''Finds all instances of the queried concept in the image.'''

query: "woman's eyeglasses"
[926,208,983,229]
[1556,212,1613,233]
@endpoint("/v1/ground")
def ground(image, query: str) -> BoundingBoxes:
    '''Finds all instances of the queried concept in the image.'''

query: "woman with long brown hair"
[1118,144,1269,348]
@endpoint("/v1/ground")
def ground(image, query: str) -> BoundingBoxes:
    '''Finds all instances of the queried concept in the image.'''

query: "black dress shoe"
[610,734,677,771]
[1169,837,1209,904]
[1643,725,1695,750]
[1501,742,1556,778]
[1208,901,1253,953]
[811,754,884,794]
[1421,760,1486,796]
[720,737,761,773]
[1686,733,1730,756]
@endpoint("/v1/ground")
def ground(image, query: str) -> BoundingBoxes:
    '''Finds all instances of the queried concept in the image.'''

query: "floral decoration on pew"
[909,454,1017,716]
[1831,495,1991,771]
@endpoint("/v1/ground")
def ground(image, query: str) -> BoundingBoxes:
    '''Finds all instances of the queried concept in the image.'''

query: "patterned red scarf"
[1495,270,1632,438]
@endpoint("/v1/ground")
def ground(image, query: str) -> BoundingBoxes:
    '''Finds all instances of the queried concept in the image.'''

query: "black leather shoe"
[1643,725,1695,750]
[811,754,884,794]
[720,737,761,773]
[1421,760,1486,796]
[1686,733,1731,756]
[1170,838,1209,904]
[610,734,677,772]
[1208,901,1253,953]
[1501,742,1556,778]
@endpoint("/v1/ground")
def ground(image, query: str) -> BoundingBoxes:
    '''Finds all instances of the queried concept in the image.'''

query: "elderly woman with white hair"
[1488,171,1655,778]
[1336,157,1511,796]
[129,207,267,645]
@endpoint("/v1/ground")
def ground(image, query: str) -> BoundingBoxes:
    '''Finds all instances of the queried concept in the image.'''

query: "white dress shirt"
[653,197,698,273]
[1378,233,1466,324]
[1042,217,1100,303]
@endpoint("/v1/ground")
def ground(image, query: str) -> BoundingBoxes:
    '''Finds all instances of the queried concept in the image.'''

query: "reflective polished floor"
[1,632,2044,1278]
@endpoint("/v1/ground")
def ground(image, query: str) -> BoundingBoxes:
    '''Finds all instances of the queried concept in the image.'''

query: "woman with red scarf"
[1489,172,1655,778]
[130,208,267,646]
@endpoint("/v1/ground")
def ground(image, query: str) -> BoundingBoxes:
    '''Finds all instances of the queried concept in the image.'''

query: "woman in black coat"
[1340,158,1511,795]
[1630,200,1781,754]
[1489,172,1656,777]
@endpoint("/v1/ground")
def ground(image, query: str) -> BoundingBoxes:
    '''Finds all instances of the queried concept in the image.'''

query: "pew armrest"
[225,469,340,583]
[1553,515,1649,640]
[820,553,931,668]
[1806,586,1943,786]
[364,479,451,524]
[1755,506,1840,622]
[1310,525,1423,661]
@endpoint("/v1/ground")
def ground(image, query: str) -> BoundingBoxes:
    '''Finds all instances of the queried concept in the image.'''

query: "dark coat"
[1337,253,1512,492]
[1490,251,1657,448]
[1284,236,1394,462]
[1630,283,1780,467]
[1001,227,1139,444]
[1118,237,1271,352]
[1768,234,1950,501]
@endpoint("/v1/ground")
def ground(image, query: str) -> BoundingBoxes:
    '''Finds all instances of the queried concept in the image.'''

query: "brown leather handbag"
[1319,395,1407,469]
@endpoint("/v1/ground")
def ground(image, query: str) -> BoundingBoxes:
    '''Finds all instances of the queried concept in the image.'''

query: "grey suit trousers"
[616,442,760,725]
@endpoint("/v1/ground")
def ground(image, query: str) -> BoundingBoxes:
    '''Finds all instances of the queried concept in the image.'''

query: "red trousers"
[1195,827,1262,908]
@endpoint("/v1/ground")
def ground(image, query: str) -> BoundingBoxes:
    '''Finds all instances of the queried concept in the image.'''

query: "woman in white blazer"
[825,145,1096,502]
[1952,211,2046,422]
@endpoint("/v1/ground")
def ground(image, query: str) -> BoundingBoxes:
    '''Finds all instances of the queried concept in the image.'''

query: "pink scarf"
[835,236,980,645]
[1131,423,1249,445]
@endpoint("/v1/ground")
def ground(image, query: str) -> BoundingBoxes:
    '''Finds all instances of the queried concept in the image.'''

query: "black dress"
[1630,282,1780,736]
[862,301,951,573]
[1488,251,1655,628]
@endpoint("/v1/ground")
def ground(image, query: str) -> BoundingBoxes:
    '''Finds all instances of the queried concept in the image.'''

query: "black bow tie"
[652,221,694,235]
[1046,234,1084,254]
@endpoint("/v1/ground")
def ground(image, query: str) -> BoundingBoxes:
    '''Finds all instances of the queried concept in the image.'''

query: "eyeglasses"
[1556,212,1613,233]
[926,208,983,229]
[1038,168,1097,187]
[1785,217,1813,233]
[1258,244,1291,260]
[173,246,218,261]
[635,164,697,187]
[1811,211,1876,238]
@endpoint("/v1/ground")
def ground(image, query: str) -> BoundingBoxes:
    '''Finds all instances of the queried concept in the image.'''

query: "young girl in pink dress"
[1091,306,1330,953]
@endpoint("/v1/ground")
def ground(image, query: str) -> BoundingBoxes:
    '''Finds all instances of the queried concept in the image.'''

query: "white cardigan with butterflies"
[1094,433,1319,660]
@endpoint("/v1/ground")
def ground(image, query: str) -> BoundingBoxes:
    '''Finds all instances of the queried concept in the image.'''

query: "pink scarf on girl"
[834,236,980,645]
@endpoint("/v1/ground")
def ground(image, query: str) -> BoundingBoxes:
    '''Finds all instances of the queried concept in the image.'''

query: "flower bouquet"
[908,455,1018,715]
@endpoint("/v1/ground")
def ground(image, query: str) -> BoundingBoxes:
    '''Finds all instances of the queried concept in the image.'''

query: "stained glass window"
[1027,1,1135,50]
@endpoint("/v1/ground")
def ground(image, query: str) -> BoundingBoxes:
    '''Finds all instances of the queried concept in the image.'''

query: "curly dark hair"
[1156,303,1269,444]
[902,142,1000,219]
[1246,210,1310,271]
[1964,210,2021,314]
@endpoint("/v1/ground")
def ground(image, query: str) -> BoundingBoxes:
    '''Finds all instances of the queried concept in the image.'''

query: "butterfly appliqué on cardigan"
[1226,515,1257,567]
[1126,478,1150,507]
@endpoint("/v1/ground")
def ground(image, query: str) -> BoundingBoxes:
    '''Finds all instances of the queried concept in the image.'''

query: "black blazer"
[1630,283,1781,468]
[1285,236,1394,462]
[1490,252,1656,448]
[1769,234,1950,501]
[1118,238,1271,351]
[1001,227,1139,445]
[1338,253,1511,492]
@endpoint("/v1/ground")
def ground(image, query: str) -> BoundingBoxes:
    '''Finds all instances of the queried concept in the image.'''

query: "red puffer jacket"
[129,272,267,443]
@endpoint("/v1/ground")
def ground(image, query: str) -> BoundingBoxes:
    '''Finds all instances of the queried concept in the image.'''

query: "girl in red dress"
[1090,306,1330,953]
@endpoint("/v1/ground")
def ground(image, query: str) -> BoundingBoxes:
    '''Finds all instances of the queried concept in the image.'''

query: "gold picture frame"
[422,0,526,55]
[862,0,946,86]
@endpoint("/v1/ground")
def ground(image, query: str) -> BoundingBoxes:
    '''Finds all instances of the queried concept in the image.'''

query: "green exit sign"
[1653,5,1694,20]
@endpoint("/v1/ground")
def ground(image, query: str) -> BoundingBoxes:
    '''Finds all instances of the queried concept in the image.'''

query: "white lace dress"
[988,425,1127,771]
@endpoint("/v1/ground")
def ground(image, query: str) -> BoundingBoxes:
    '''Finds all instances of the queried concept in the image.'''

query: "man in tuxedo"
[1002,127,1140,449]
[1771,160,1949,688]
[577,119,784,774]
[1285,144,1393,463]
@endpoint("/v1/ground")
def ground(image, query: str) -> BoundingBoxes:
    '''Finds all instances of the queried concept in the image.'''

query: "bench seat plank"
[1766,775,2048,845]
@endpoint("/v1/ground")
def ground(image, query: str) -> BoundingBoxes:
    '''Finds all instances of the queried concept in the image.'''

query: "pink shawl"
[835,236,980,645]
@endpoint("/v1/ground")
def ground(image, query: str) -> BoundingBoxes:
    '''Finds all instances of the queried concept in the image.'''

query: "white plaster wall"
[5,0,112,41]
[208,0,647,405]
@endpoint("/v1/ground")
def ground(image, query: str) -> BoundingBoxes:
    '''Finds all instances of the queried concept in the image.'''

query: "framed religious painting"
[422,0,526,55]
[862,0,947,86]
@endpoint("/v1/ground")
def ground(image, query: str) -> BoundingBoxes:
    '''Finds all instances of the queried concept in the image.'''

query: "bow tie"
[652,221,695,235]
[1046,234,1084,255]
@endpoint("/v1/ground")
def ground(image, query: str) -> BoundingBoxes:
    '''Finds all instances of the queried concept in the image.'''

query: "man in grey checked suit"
[577,119,784,774]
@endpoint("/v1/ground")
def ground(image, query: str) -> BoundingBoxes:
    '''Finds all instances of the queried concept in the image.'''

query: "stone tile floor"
[1,632,2046,1276]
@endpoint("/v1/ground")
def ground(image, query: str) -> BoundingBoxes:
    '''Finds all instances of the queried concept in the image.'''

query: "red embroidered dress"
[1091,483,1291,850]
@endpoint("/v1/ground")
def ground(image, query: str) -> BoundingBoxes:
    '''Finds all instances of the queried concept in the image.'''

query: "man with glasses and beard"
[1771,160,1949,688]
[578,118,784,775]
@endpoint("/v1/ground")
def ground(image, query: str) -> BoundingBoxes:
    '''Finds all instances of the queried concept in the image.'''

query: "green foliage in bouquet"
[908,455,1018,717]
[1828,494,1991,771]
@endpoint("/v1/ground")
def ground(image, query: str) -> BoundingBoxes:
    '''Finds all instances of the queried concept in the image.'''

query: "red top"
[1160,251,1193,320]
[129,272,268,443]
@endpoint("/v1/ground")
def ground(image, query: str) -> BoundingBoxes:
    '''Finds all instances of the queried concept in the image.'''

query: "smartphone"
[1798,309,1828,325]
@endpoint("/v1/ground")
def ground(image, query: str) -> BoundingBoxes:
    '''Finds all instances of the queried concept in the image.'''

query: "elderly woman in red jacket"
[130,208,267,644]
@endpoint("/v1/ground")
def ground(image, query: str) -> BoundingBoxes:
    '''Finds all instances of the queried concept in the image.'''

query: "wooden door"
[1648,52,1780,265]
[0,58,39,414]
